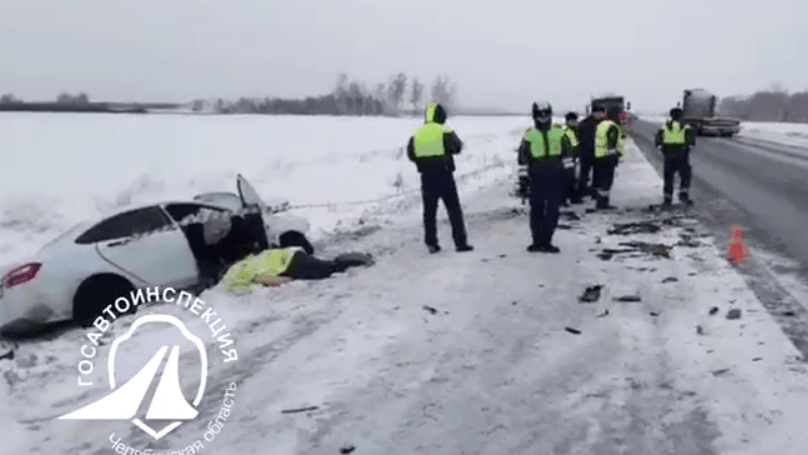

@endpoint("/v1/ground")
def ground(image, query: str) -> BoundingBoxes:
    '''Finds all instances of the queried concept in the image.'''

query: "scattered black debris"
[661,276,678,283]
[614,295,641,302]
[696,325,705,335]
[607,222,661,236]
[597,248,635,260]
[565,327,582,335]
[579,285,603,303]
[709,307,719,315]
[595,236,602,244]
[783,310,796,317]
[711,368,731,376]
[752,357,763,362]
[619,241,672,258]
[688,272,697,276]
[499,254,507,258]
[676,234,701,247]
[726,309,742,320]
[585,208,597,214]
[481,258,489,262]
[560,211,581,221]
[649,311,660,317]
[596,310,610,318]
[511,301,517,306]
[0,348,14,361]
[340,444,357,454]
[422,306,439,315]
[557,224,572,230]
[281,406,319,414]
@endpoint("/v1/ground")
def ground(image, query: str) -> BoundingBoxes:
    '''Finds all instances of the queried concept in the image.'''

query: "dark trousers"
[576,155,595,198]
[663,153,692,201]
[593,155,618,206]
[281,251,362,280]
[421,172,468,247]
[528,165,565,246]
[564,166,576,202]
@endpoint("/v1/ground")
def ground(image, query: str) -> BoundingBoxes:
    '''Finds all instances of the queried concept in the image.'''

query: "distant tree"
[430,75,457,109]
[410,77,424,112]
[387,73,407,113]
[719,82,808,122]
[0,93,20,104]
[56,92,90,104]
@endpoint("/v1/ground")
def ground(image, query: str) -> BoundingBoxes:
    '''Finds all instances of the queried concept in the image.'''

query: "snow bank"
[737,121,808,148]
[0,113,543,266]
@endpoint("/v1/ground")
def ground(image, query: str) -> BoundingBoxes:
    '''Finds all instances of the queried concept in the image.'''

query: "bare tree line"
[0,74,457,116]
[198,73,456,116]
[719,82,808,122]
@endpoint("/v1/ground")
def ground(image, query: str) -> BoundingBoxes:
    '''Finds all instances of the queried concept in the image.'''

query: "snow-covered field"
[3,113,808,454]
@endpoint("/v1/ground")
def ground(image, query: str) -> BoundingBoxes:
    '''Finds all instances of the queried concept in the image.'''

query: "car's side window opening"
[75,206,171,244]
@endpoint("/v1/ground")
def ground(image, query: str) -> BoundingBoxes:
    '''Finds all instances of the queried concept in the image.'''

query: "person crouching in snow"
[221,245,374,292]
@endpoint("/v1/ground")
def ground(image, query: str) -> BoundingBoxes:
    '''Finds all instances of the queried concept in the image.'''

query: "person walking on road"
[561,112,580,206]
[517,102,573,253]
[407,103,474,254]
[655,107,696,208]
[592,105,625,210]
[573,110,599,203]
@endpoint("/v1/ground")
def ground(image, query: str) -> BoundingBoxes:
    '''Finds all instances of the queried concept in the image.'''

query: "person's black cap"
[565,112,578,121]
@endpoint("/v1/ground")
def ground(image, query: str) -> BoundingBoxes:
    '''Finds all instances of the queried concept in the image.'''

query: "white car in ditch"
[0,174,311,337]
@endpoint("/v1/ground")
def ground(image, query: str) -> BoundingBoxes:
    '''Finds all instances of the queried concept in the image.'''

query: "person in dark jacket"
[655,107,696,207]
[561,112,580,206]
[517,102,573,253]
[573,112,599,202]
[407,103,473,254]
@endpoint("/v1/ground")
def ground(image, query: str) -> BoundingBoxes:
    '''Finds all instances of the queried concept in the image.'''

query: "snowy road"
[5,122,808,454]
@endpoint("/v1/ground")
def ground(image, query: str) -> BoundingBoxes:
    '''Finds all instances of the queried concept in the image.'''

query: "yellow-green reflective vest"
[563,126,579,148]
[412,123,451,157]
[662,121,687,144]
[524,125,566,159]
[595,120,625,158]
[222,246,302,292]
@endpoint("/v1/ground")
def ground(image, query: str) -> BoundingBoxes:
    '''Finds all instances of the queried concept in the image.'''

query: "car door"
[83,206,199,288]
[237,174,269,214]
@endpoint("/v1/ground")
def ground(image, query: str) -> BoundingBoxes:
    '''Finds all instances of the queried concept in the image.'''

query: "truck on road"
[681,89,741,137]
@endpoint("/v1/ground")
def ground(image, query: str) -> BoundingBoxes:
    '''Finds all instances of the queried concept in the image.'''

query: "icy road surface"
[4,135,808,454]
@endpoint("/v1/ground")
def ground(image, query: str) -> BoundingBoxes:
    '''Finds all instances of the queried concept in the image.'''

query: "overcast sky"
[1,0,806,113]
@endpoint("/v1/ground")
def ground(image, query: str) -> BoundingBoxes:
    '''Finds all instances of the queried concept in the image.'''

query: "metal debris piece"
[661,276,678,283]
[752,357,763,362]
[340,444,357,454]
[422,305,439,315]
[281,406,319,414]
[579,285,603,303]
[565,327,582,335]
[696,325,705,335]
[709,307,719,315]
[596,310,610,318]
[726,309,742,320]
[711,368,731,376]
[649,311,660,317]
[607,222,661,236]
[614,295,641,302]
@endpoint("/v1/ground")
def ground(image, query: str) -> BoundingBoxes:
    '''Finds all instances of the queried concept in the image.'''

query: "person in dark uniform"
[407,103,473,254]
[592,106,625,210]
[573,110,599,202]
[517,102,573,253]
[561,112,580,206]
[655,107,696,207]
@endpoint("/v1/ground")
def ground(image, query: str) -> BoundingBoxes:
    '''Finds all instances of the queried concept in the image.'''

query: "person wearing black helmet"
[517,102,573,253]
[407,103,473,254]
[655,107,696,207]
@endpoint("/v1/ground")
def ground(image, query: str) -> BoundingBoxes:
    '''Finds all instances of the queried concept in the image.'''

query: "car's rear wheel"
[73,274,136,327]
[279,231,314,255]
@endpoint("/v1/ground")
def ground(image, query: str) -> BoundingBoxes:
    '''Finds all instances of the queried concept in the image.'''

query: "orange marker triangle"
[727,224,750,264]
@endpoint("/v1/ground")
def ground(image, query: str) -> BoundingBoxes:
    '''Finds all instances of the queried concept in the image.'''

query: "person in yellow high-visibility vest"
[655,107,696,207]
[517,102,573,253]
[407,103,473,254]
[592,105,625,210]
[221,246,374,292]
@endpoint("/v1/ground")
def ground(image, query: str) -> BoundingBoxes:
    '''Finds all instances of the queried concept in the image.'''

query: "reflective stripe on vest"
[595,120,624,158]
[563,126,579,147]
[412,123,451,157]
[222,246,302,291]
[662,122,687,144]
[524,125,566,159]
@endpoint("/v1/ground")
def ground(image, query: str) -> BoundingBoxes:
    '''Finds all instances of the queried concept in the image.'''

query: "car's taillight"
[4,262,42,287]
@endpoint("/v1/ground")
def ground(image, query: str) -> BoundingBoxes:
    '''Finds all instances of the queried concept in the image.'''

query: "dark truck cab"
[681,89,741,137]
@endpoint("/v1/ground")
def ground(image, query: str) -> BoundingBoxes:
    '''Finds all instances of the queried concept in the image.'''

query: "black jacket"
[655,120,696,154]
[576,115,599,158]
[407,103,463,174]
